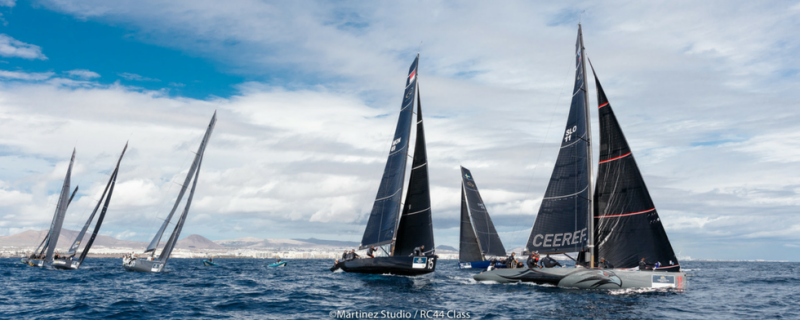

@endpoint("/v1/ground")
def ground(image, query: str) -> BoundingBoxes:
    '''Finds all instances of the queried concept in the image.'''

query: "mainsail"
[360,56,418,249]
[158,156,203,265]
[590,63,679,271]
[146,112,217,253]
[459,186,483,262]
[67,142,127,264]
[44,149,76,263]
[393,83,434,257]
[460,167,506,258]
[526,25,592,255]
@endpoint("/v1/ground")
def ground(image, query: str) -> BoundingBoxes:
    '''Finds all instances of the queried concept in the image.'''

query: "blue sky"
[1,0,800,261]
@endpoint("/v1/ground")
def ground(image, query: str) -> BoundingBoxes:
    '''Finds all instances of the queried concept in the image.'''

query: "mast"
[578,24,595,269]
[146,112,216,253]
[158,155,203,267]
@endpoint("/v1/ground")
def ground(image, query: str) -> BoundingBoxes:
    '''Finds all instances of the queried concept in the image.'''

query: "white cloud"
[117,72,159,82]
[65,69,100,79]
[0,34,46,60]
[0,0,15,8]
[0,70,54,80]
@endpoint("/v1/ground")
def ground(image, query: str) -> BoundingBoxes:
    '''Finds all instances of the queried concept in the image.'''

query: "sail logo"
[531,227,587,248]
[465,173,472,180]
[390,137,402,152]
[477,203,485,210]
[412,257,427,269]
[408,70,416,84]
[564,125,578,142]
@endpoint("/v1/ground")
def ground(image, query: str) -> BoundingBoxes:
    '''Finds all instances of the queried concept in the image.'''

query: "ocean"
[1,258,798,319]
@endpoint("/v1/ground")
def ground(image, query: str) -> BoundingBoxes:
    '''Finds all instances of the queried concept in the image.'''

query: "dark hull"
[474,267,687,290]
[458,261,507,269]
[333,256,436,276]
[20,258,44,267]
[51,259,80,270]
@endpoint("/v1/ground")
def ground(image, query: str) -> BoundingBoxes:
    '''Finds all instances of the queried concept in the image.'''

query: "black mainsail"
[459,167,506,260]
[360,56,418,249]
[590,63,679,271]
[526,25,593,255]
[65,142,127,266]
[393,85,434,257]
[459,186,483,262]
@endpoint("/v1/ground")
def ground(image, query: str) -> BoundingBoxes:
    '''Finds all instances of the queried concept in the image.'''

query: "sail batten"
[525,26,592,255]
[360,56,418,249]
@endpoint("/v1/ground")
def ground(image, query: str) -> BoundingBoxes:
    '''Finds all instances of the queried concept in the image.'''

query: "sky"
[1,0,799,261]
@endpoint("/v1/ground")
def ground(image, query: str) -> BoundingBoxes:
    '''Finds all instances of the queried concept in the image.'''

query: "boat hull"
[334,256,436,276]
[473,267,686,290]
[458,261,507,269]
[123,258,165,273]
[268,262,287,267]
[20,258,44,267]
[203,260,217,266]
[51,259,80,270]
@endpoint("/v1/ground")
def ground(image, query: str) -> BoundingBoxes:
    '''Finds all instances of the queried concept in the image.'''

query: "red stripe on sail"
[598,102,608,108]
[598,152,631,164]
[596,207,655,218]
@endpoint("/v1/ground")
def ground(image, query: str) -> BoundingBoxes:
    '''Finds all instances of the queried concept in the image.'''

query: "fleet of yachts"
[19,25,686,291]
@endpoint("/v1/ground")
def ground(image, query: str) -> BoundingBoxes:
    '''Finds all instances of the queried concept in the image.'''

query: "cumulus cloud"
[0,70,54,80]
[0,34,46,60]
[118,72,159,82]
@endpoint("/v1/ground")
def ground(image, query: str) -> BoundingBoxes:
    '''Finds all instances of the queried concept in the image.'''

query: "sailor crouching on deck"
[598,258,614,269]
[366,246,376,258]
[540,254,562,268]
[412,245,426,256]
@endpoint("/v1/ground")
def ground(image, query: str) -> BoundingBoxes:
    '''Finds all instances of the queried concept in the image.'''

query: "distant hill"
[175,234,226,249]
[436,245,457,252]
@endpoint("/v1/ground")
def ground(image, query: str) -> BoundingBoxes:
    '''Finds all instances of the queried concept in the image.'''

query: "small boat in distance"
[458,166,507,269]
[53,142,128,270]
[474,25,686,290]
[203,259,218,266]
[268,259,287,268]
[331,55,437,275]
[21,149,78,268]
[123,112,216,273]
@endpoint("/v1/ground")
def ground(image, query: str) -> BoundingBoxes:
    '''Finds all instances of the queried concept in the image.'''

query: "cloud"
[0,34,47,60]
[65,69,100,79]
[0,70,54,80]
[0,0,14,8]
[118,72,159,82]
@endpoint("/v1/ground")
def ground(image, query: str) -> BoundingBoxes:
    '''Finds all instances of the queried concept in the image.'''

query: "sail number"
[564,125,578,142]
[390,137,402,152]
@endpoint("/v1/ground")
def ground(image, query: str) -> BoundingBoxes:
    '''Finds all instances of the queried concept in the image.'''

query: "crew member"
[351,249,360,260]
[639,258,648,271]
[599,258,614,269]
[413,245,426,256]
[507,252,517,269]
[342,250,348,261]
[526,254,538,269]
[540,254,562,268]
[366,246,375,258]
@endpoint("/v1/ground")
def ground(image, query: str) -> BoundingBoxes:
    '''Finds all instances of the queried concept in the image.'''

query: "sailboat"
[21,149,79,268]
[458,166,507,269]
[123,112,216,273]
[51,143,128,270]
[331,55,437,275]
[474,25,686,290]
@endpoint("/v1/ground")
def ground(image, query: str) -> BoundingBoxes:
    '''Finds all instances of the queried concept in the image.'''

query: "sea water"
[1,258,798,319]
